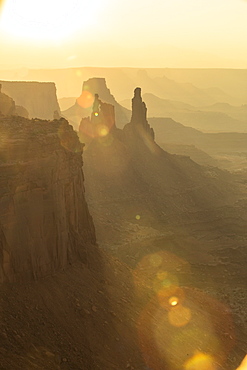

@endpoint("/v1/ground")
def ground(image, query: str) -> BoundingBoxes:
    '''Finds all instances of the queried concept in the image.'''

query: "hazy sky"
[0,0,247,69]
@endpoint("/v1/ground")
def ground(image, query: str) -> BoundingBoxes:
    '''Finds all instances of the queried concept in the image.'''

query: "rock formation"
[62,78,131,130]
[0,114,146,370]
[128,87,155,140]
[83,87,240,247]
[0,116,95,282]
[82,87,247,369]
[0,84,29,118]
[0,81,60,120]
[79,93,116,140]
[53,109,60,120]
[0,84,15,116]
[14,105,29,118]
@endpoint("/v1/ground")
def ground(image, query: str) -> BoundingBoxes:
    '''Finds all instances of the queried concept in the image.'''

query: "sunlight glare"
[0,0,5,12]
[0,0,100,42]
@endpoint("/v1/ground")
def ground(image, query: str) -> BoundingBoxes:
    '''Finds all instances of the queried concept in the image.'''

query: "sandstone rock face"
[0,116,95,283]
[0,81,60,119]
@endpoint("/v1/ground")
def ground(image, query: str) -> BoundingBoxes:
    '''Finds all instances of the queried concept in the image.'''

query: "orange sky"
[0,0,247,69]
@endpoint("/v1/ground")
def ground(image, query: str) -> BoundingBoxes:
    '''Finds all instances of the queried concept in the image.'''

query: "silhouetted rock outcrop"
[14,105,29,118]
[0,81,60,119]
[128,87,155,140]
[0,116,95,282]
[83,87,240,248]
[62,78,131,129]
[79,94,116,140]
[0,85,29,118]
[0,85,15,115]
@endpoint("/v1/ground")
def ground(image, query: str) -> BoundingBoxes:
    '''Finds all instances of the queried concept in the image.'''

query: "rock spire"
[129,87,155,140]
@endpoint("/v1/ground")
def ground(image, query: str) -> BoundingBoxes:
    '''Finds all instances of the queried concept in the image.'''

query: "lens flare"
[184,352,217,370]
[169,296,179,306]
[137,282,235,370]
[158,286,184,308]
[168,304,191,327]
[77,90,94,109]
[149,254,163,267]
[97,124,109,137]
[157,271,168,280]
[237,356,247,370]
[135,214,141,220]
[75,70,82,77]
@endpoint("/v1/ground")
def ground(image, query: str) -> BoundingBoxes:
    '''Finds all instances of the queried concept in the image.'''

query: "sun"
[0,0,100,43]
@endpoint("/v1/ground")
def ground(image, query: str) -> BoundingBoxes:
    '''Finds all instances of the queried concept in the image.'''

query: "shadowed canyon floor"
[0,85,246,369]
[81,89,247,369]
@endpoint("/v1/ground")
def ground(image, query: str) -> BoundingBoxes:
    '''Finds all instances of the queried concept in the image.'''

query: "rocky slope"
[0,81,60,120]
[82,88,247,369]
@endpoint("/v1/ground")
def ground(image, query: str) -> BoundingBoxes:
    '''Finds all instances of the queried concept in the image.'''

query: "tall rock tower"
[125,87,155,141]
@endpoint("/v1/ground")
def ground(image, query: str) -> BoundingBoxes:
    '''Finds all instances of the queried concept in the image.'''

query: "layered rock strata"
[0,116,95,282]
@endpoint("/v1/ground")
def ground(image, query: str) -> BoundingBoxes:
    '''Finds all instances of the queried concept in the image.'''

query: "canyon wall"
[0,116,95,282]
[0,81,60,119]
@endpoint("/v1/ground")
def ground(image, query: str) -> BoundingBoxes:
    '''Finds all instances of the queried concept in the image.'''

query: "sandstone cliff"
[0,116,95,282]
[0,81,60,120]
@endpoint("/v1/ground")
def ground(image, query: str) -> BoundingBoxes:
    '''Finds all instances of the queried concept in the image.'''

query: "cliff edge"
[0,116,95,282]
[0,81,60,119]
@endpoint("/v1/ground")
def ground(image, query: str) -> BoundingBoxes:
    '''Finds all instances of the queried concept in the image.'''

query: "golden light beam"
[0,0,5,12]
